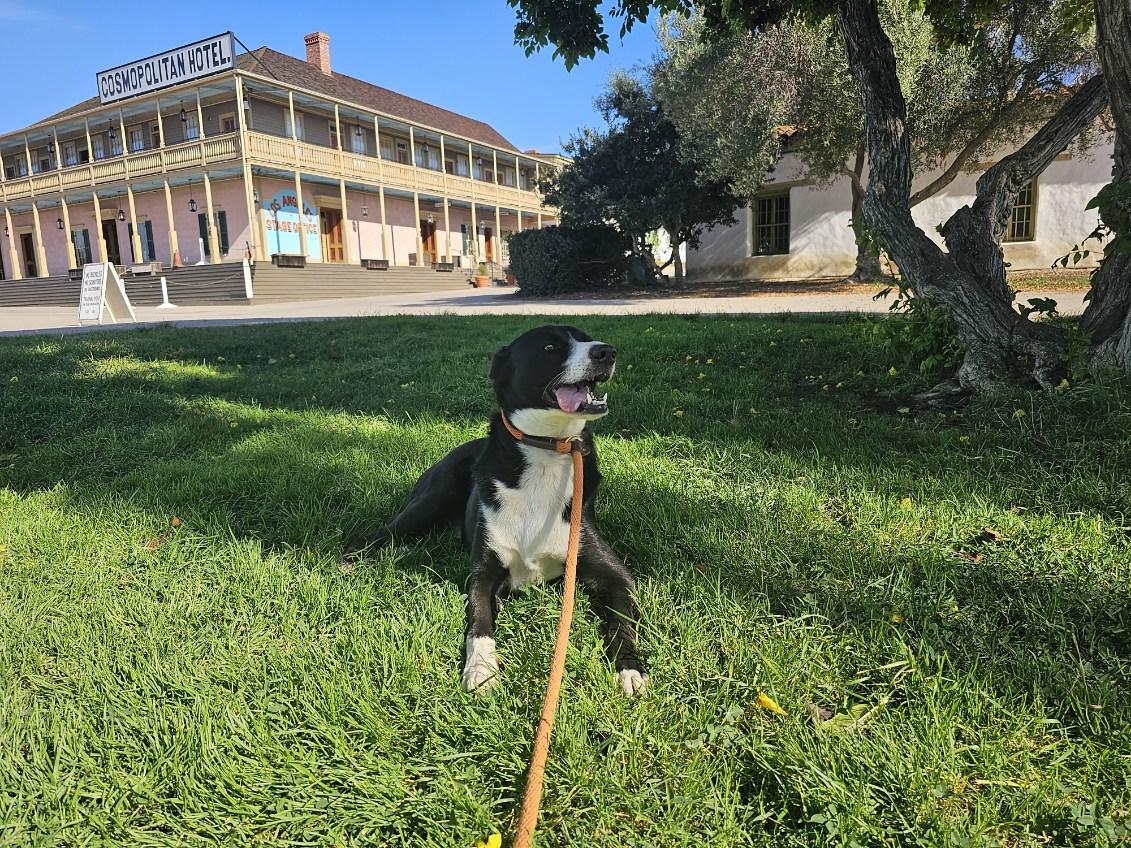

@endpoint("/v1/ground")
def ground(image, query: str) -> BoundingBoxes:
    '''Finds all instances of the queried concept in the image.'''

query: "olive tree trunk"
[836,0,1129,391]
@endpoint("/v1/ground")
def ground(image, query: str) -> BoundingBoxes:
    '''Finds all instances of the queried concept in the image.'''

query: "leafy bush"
[873,285,964,380]
[509,225,630,296]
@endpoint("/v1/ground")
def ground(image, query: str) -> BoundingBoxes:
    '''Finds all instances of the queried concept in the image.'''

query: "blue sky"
[0,1,660,151]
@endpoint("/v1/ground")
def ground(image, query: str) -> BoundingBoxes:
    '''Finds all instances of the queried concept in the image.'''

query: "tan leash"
[501,413,586,848]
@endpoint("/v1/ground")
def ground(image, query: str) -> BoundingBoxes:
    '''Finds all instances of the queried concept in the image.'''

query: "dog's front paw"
[462,637,500,694]
[616,668,649,697]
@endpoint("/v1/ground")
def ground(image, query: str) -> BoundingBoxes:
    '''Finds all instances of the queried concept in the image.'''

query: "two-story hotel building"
[0,31,560,290]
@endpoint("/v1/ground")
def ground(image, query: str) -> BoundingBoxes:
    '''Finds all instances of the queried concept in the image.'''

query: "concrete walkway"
[0,286,1088,337]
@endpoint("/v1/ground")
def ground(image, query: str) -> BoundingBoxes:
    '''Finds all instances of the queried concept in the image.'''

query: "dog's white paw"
[616,669,649,697]
[462,637,500,694]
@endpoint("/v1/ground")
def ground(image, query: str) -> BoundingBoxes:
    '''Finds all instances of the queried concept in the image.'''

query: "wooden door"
[19,233,37,277]
[420,219,437,264]
[484,226,494,263]
[320,209,345,262]
[101,219,121,266]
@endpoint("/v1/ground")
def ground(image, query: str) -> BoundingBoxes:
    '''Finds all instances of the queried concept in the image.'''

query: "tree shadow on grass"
[2,316,1129,843]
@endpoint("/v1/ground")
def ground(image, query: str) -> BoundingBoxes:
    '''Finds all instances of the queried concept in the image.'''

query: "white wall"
[687,134,1115,282]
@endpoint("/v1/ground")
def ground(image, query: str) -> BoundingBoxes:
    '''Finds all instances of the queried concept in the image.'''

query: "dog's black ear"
[490,345,511,383]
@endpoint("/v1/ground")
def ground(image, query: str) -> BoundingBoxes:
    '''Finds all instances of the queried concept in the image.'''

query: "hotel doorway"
[101,219,122,266]
[483,226,494,263]
[19,233,37,277]
[319,209,345,262]
[420,218,437,265]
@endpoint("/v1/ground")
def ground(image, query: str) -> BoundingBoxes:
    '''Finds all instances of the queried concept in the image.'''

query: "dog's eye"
[544,344,557,352]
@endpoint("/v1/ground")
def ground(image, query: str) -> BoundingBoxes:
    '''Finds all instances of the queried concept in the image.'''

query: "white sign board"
[97,33,234,105]
[78,263,137,326]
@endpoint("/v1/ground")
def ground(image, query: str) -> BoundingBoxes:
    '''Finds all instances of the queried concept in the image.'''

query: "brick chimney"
[304,32,331,75]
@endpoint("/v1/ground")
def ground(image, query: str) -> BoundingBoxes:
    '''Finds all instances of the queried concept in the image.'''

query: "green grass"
[1,315,1129,847]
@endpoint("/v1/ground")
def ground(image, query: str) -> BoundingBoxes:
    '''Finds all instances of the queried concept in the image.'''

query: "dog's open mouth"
[553,382,609,415]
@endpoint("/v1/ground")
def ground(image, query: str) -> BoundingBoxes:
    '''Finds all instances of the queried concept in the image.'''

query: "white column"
[202,172,222,264]
[3,206,22,280]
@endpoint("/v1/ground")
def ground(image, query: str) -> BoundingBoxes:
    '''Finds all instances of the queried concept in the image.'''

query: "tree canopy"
[544,72,740,281]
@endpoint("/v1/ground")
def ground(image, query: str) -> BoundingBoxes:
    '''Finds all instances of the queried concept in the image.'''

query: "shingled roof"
[26,46,519,152]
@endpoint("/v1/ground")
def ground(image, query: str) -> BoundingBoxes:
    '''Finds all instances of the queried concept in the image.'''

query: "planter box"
[434,262,454,272]
[272,253,306,268]
[362,258,390,271]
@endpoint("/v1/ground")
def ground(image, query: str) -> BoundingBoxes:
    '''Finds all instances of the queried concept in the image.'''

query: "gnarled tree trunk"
[835,0,1125,392]
[846,145,884,281]
[1080,0,1131,372]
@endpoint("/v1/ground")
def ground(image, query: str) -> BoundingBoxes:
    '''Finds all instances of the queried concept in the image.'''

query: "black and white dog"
[343,325,648,696]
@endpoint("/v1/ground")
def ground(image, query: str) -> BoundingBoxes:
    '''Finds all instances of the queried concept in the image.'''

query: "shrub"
[509,225,630,296]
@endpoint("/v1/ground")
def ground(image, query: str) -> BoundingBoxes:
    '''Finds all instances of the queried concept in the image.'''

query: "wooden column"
[91,191,107,263]
[287,93,308,260]
[163,178,180,265]
[340,178,353,264]
[51,127,62,171]
[516,209,522,234]
[234,75,261,261]
[195,89,206,140]
[470,202,479,263]
[124,185,143,263]
[30,202,48,277]
[293,171,307,260]
[83,118,94,169]
[23,136,33,175]
[409,126,417,169]
[202,172,222,263]
[494,204,502,267]
[442,196,451,264]
[3,207,22,280]
[378,184,389,262]
[412,190,423,264]
[118,111,128,156]
[155,96,166,148]
[60,197,77,270]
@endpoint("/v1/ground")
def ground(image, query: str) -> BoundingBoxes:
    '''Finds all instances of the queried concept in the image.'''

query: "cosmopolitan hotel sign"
[97,33,235,104]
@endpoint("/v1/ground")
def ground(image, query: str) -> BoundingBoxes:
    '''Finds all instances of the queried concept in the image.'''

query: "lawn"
[1,314,1129,847]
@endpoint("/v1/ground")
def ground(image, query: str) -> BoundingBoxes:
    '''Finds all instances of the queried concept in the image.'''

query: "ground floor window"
[1006,180,1036,242]
[199,211,229,258]
[753,192,790,256]
[128,221,156,264]
[72,228,92,265]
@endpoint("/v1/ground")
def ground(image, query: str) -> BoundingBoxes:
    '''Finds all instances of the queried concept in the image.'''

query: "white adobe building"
[687,134,1115,282]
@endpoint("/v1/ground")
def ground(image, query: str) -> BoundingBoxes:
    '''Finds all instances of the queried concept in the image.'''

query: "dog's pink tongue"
[554,385,587,413]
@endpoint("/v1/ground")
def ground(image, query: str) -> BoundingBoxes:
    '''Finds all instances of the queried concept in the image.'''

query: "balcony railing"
[245,131,552,212]
[0,129,555,214]
[0,134,241,202]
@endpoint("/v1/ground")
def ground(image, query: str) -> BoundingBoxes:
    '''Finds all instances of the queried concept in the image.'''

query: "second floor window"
[128,127,145,153]
[396,141,409,165]
[150,122,161,149]
[92,136,105,160]
[284,112,305,141]
[220,113,236,134]
[415,144,439,170]
[352,127,366,155]
[63,142,77,167]
[184,112,200,141]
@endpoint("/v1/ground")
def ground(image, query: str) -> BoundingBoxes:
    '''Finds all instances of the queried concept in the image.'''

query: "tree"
[543,72,740,282]
[507,0,1131,390]
[651,2,1098,281]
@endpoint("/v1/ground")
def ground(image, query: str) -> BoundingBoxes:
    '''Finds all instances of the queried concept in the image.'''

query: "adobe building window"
[1005,180,1037,242]
[752,192,790,256]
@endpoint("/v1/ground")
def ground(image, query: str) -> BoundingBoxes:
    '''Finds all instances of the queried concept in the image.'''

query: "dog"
[343,325,648,696]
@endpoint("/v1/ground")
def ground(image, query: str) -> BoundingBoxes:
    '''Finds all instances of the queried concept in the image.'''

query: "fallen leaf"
[897,406,910,414]
[978,527,1004,543]
[805,702,835,724]
[755,691,787,717]
[170,516,182,528]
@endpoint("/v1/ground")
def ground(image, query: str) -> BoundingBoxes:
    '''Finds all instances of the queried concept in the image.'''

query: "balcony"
[244,131,553,212]
[0,134,241,202]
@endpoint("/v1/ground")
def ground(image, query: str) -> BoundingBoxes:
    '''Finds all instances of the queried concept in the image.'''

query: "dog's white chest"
[482,446,574,589]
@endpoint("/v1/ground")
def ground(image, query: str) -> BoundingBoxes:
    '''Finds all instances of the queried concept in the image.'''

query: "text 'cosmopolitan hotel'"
[0,31,563,301]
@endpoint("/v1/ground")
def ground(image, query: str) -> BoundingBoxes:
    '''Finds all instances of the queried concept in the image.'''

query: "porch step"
[249,263,472,303]
[0,263,251,309]
[123,264,250,306]
[0,276,79,308]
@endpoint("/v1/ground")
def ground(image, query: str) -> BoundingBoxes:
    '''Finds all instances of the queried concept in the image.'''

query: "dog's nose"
[589,344,616,364]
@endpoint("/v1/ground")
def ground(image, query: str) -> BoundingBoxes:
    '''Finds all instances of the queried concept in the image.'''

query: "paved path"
[0,286,1088,337]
